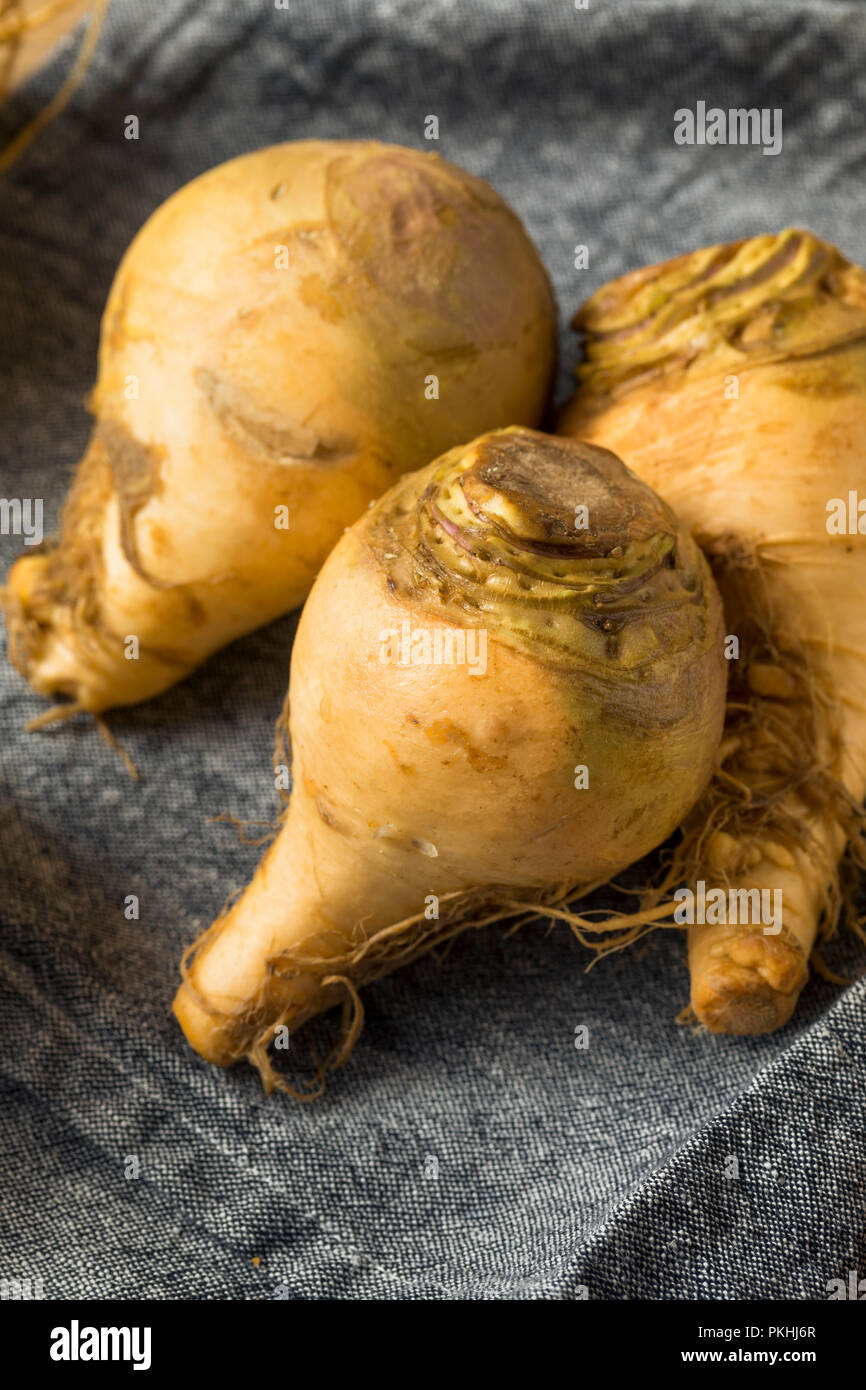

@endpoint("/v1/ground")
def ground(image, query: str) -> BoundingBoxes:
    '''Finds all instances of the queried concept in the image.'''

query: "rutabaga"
[174,427,726,1096]
[561,228,866,1034]
[3,140,556,720]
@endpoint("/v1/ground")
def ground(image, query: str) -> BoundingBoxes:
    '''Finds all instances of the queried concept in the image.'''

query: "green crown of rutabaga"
[369,427,717,680]
[575,228,866,399]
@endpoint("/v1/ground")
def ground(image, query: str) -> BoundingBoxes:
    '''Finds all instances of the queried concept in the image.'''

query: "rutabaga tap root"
[174,426,727,1094]
[561,228,866,1033]
[3,140,556,720]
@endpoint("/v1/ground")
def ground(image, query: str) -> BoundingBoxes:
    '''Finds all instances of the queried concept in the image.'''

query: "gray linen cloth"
[1,0,864,1299]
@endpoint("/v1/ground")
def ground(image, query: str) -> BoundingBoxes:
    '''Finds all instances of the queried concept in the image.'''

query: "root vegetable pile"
[8,128,864,1076]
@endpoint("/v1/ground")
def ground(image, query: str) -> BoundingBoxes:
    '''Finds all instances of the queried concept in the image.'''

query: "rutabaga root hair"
[180,875,684,1100]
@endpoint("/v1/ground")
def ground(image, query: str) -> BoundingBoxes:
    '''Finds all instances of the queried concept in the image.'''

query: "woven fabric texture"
[1,0,864,1300]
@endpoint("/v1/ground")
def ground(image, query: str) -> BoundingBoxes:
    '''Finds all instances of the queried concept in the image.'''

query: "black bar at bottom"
[3,1295,860,1374]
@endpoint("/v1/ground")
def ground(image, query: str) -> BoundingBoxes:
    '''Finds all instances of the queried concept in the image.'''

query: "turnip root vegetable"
[174,426,726,1094]
[560,228,866,1034]
[3,140,556,719]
